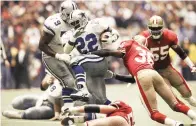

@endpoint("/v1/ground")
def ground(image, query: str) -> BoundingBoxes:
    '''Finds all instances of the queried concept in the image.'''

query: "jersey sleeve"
[61,29,74,46]
[43,17,56,35]
[140,31,150,38]
[110,101,132,114]
[92,18,110,34]
[167,30,178,45]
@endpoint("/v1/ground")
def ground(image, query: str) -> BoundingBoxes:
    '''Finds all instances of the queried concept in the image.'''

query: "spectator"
[14,43,30,89]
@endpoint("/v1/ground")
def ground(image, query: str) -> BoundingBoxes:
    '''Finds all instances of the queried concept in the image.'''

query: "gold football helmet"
[148,15,164,40]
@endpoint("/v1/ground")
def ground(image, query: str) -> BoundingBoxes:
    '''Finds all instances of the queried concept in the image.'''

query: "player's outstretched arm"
[67,105,116,115]
[114,73,135,83]
[90,49,124,58]
[39,32,56,57]
[171,45,196,72]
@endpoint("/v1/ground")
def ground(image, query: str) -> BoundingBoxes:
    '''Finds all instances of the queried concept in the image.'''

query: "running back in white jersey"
[43,13,73,55]
[68,18,110,54]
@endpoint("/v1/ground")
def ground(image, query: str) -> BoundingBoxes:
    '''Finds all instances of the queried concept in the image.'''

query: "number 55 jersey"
[119,40,154,76]
[141,29,178,70]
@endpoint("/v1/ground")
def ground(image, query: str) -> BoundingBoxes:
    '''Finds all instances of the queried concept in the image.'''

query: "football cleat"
[61,116,85,126]
[183,97,196,107]
[192,119,196,125]
[174,121,184,126]
[70,89,90,102]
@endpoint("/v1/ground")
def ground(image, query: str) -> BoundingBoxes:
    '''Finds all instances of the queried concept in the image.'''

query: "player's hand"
[49,115,59,121]
[59,107,71,120]
[46,77,54,85]
[105,70,114,79]
[55,53,71,64]
[191,66,196,73]
[4,60,10,68]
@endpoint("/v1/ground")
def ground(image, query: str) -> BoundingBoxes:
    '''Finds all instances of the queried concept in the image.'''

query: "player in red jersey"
[140,15,196,107]
[61,100,134,126]
[88,35,196,126]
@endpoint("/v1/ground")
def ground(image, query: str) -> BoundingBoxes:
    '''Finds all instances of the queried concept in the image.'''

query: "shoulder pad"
[140,30,150,37]
[165,29,177,40]
[43,14,63,35]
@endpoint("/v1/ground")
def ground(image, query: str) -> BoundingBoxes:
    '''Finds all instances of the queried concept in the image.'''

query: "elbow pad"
[172,45,187,60]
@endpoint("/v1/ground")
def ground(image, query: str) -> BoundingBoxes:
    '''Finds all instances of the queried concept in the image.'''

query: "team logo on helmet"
[148,15,164,40]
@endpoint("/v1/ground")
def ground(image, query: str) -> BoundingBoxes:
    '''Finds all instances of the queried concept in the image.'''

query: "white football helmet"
[69,10,88,29]
[59,0,78,21]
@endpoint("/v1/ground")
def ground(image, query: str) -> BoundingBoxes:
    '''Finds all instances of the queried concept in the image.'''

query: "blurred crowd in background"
[1,1,196,89]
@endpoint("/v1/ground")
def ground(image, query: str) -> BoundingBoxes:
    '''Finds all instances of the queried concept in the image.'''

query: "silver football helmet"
[59,0,78,21]
[69,10,88,29]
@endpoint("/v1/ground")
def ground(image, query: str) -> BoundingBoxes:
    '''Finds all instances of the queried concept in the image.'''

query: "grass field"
[1,82,196,126]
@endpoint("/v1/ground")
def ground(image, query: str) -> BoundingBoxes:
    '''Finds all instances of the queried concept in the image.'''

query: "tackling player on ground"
[141,15,196,107]
[61,101,134,126]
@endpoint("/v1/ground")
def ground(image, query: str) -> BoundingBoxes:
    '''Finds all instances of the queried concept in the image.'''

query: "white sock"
[64,102,74,108]
[164,117,176,126]
[187,110,196,120]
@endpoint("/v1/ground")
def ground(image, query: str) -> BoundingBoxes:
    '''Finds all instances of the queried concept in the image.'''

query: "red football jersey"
[119,40,154,76]
[107,101,134,126]
[141,29,178,70]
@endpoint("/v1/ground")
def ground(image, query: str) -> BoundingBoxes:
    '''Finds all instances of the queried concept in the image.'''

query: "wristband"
[184,57,194,68]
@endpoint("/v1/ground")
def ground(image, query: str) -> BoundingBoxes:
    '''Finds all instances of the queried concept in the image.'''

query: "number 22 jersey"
[141,29,178,70]
[119,40,154,76]
[68,18,111,54]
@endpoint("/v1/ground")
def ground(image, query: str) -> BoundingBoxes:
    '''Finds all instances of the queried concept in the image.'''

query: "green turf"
[1,82,196,126]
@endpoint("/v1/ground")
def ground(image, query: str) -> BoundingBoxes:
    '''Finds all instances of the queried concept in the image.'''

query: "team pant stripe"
[169,64,191,92]
[42,57,65,88]
[78,57,104,65]
[136,76,153,114]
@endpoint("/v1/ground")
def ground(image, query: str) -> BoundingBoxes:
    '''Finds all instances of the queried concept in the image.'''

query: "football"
[100,31,113,43]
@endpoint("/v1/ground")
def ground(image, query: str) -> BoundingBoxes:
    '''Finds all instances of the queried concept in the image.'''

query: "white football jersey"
[35,80,62,107]
[43,13,73,55]
[68,18,110,54]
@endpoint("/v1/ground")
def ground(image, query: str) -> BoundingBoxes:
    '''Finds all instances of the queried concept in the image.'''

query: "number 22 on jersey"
[135,47,154,65]
[75,33,98,54]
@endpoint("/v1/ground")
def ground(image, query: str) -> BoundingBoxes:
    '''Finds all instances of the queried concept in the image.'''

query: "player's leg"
[42,57,76,106]
[85,116,129,126]
[22,105,54,119]
[136,69,183,126]
[159,65,196,107]
[11,94,39,110]
[2,105,54,120]
[82,58,111,105]
[162,78,185,105]
[62,116,129,126]
[153,70,196,124]
[70,55,109,103]
[169,65,196,107]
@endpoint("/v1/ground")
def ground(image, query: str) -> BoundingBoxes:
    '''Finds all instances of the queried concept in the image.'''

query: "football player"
[63,10,120,105]
[38,0,78,107]
[89,35,196,126]
[2,79,62,120]
[140,15,196,107]
[61,101,134,126]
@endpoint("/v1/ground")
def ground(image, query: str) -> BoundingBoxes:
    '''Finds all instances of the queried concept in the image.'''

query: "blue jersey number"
[75,33,98,54]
